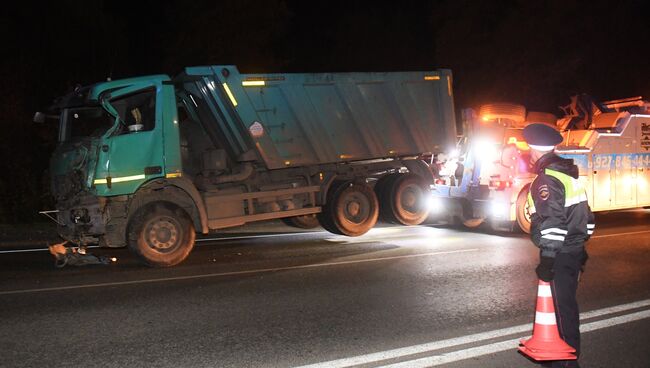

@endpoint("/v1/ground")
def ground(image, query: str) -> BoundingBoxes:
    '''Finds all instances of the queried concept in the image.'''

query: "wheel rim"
[341,191,371,224]
[391,176,429,225]
[145,216,181,253]
[399,184,424,215]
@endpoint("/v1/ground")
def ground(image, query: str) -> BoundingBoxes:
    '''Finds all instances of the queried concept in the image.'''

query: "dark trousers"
[548,251,584,368]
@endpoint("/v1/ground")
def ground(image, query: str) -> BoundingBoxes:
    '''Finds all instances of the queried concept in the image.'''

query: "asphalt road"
[1,210,649,368]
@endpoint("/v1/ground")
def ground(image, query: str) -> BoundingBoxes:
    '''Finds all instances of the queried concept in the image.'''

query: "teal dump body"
[178,66,457,170]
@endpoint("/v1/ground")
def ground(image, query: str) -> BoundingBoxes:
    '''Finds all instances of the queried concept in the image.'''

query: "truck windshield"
[61,106,114,142]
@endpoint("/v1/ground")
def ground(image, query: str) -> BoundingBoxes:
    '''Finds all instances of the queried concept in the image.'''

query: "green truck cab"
[45,65,457,266]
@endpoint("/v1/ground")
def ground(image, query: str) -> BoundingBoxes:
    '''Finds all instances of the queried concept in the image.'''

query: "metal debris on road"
[48,241,116,268]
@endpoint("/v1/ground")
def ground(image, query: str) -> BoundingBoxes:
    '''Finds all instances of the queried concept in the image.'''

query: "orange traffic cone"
[518,280,577,361]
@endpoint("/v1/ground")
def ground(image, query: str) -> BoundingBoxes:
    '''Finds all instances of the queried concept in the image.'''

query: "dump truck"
[38,65,457,266]
[430,96,650,233]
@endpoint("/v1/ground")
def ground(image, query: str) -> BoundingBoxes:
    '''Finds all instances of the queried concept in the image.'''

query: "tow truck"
[431,96,650,233]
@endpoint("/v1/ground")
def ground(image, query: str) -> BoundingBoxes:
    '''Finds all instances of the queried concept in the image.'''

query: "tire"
[462,218,484,228]
[515,187,532,234]
[128,202,196,267]
[479,103,526,124]
[526,111,558,126]
[458,198,485,229]
[374,173,400,223]
[318,180,379,236]
[382,174,430,226]
[282,214,320,229]
[317,180,348,235]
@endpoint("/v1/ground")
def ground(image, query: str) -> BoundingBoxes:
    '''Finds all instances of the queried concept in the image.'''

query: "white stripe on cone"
[535,311,557,325]
[537,284,552,297]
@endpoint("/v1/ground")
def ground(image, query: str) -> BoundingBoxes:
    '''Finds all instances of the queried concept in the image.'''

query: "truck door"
[94,84,164,196]
[592,151,613,210]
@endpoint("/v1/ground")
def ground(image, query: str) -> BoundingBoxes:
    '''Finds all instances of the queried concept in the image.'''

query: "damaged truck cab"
[50,75,198,265]
[46,65,457,267]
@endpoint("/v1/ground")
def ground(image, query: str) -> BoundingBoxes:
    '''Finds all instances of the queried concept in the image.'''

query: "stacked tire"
[479,103,527,126]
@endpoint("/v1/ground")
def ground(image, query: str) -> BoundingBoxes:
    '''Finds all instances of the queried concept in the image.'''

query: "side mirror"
[33,112,59,123]
[33,112,46,124]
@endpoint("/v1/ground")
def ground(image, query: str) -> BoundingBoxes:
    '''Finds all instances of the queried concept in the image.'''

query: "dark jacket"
[527,153,595,257]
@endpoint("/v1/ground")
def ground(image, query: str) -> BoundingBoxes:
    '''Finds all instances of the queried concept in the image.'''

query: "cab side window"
[110,89,156,134]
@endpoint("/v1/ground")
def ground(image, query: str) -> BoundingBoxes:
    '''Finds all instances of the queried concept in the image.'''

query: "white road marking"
[376,309,650,368]
[591,230,650,239]
[1,227,648,255]
[0,232,327,254]
[377,338,518,368]
[0,246,101,254]
[0,248,478,295]
[196,231,329,242]
[0,227,419,254]
[293,299,650,368]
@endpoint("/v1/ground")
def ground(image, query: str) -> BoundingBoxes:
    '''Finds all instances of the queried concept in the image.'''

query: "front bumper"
[56,194,105,245]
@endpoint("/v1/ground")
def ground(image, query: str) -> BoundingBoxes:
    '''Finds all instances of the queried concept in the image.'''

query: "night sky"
[1,0,649,222]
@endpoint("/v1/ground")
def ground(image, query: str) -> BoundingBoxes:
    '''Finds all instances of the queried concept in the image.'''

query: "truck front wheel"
[319,181,379,236]
[128,202,196,267]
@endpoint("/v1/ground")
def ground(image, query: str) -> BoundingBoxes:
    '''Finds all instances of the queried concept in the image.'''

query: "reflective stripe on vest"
[526,169,587,213]
[544,169,588,207]
[527,190,536,214]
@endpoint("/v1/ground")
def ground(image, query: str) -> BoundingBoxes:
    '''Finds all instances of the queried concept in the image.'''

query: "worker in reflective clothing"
[523,123,595,368]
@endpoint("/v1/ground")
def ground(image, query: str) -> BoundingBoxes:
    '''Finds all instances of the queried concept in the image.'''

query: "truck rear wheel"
[374,173,400,223]
[462,218,485,228]
[128,202,196,267]
[516,187,532,234]
[282,214,320,229]
[318,180,379,236]
[381,174,430,225]
[317,180,347,235]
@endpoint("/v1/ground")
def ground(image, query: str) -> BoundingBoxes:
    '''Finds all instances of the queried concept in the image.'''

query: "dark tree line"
[0,0,648,223]
[0,0,290,222]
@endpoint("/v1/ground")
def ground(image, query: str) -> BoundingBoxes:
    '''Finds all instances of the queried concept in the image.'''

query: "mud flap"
[48,242,115,268]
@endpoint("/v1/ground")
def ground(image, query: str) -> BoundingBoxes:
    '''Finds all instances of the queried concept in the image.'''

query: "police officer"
[522,123,595,368]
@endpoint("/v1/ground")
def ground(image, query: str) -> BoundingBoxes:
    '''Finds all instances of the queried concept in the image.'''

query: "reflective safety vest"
[527,168,595,257]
